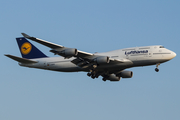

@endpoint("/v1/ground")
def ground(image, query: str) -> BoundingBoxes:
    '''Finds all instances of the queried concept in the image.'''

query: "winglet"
[21,33,31,39]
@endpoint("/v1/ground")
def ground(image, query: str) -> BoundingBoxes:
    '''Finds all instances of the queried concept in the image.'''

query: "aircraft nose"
[165,49,176,60]
[172,51,176,58]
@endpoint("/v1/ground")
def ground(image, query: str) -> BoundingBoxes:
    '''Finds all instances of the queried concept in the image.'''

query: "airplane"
[5,33,176,82]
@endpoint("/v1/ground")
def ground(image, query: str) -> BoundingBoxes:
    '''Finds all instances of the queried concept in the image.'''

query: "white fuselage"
[19,45,176,72]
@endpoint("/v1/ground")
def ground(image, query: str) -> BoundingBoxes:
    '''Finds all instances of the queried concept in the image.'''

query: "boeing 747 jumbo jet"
[5,33,176,81]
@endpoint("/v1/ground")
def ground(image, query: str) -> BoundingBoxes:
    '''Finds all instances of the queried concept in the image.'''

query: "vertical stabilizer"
[16,37,47,59]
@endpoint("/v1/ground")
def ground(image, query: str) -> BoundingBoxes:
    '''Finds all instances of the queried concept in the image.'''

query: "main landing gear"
[87,70,100,79]
[87,64,100,79]
[155,63,160,72]
[102,77,107,82]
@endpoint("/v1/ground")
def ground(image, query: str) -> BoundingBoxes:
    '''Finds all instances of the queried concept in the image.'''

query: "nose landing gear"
[155,63,160,72]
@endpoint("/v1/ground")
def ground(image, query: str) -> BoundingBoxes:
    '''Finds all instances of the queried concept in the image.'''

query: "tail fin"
[16,37,47,59]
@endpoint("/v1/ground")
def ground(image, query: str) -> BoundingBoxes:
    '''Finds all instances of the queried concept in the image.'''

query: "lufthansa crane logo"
[21,42,32,55]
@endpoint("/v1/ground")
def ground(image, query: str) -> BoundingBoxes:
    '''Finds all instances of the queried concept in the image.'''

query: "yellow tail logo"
[21,42,32,55]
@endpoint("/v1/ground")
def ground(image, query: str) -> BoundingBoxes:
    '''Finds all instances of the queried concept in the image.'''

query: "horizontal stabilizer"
[5,54,37,64]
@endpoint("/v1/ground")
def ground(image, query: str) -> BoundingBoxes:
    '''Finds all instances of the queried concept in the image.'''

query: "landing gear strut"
[155,63,160,72]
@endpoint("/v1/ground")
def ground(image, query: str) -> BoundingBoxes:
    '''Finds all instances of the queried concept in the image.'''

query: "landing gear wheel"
[155,68,159,72]
[91,75,96,79]
[102,78,106,82]
[87,72,91,77]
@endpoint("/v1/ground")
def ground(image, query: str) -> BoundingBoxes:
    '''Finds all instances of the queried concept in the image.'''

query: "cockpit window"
[160,46,165,48]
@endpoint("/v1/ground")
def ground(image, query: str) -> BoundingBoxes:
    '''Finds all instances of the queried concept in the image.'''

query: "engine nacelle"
[94,56,110,64]
[120,71,133,78]
[62,48,78,57]
[107,74,120,81]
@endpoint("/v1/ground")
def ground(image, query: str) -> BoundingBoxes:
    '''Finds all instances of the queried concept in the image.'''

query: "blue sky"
[1,0,180,120]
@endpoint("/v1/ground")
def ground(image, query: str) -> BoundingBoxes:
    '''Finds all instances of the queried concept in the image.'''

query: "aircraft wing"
[22,33,132,68]
[22,33,93,58]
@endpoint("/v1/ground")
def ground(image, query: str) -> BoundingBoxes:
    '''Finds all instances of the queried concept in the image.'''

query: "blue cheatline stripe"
[16,37,48,59]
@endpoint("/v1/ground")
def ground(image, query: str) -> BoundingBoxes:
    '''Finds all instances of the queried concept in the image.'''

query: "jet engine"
[119,71,133,78]
[94,56,110,64]
[51,48,78,58]
[63,48,78,57]
[103,74,120,81]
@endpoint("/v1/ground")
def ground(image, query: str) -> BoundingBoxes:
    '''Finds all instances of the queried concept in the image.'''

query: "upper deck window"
[159,46,165,48]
